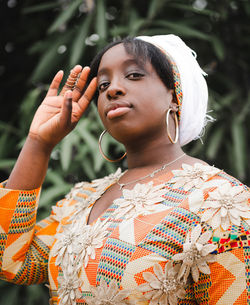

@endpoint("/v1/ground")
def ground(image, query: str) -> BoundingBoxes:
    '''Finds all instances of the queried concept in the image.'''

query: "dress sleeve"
[0,181,60,285]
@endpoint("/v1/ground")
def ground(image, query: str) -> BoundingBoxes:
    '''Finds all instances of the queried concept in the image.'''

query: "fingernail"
[65,90,72,99]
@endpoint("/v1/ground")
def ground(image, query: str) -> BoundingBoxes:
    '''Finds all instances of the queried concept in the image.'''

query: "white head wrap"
[137,34,210,146]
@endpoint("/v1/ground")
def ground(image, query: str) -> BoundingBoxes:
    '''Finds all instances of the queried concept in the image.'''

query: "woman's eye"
[127,72,144,79]
[98,82,109,91]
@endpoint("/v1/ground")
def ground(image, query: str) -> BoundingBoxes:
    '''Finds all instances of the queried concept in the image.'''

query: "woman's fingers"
[72,66,91,102]
[60,65,82,97]
[77,77,97,113]
[46,70,64,97]
[60,90,73,130]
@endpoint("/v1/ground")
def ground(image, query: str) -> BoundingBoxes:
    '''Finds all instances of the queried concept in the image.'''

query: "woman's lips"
[105,101,132,120]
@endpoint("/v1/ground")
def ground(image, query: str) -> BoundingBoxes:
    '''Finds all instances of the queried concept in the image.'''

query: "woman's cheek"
[97,100,106,124]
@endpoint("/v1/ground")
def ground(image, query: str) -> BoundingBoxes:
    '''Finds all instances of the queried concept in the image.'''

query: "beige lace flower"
[85,278,131,305]
[51,223,82,271]
[51,204,75,223]
[172,224,217,282]
[113,182,166,219]
[171,163,220,191]
[77,219,109,268]
[52,219,109,271]
[72,192,101,221]
[137,262,186,305]
[58,274,82,305]
[66,181,91,200]
[201,183,250,230]
[91,168,124,190]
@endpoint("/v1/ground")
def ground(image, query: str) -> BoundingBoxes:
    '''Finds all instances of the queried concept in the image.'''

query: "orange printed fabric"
[0,164,250,305]
[0,182,59,285]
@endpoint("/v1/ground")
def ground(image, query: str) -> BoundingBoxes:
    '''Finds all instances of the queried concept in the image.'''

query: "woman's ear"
[169,91,179,113]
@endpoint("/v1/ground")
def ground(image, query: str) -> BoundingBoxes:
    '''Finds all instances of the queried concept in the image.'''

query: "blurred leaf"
[104,160,117,173]
[206,126,225,159]
[78,126,98,153]
[231,119,246,180]
[93,152,104,172]
[128,9,144,36]
[210,36,225,60]
[70,13,93,66]
[29,39,56,55]
[0,133,10,158]
[238,92,250,121]
[110,25,129,37]
[147,0,166,19]
[26,285,48,305]
[19,88,42,133]
[20,88,41,115]
[129,19,146,36]
[0,121,19,134]
[0,284,20,304]
[31,32,72,82]
[96,0,107,41]
[81,155,95,180]
[39,184,71,207]
[46,170,66,185]
[153,20,210,40]
[22,3,59,14]
[48,0,82,33]
[168,3,219,17]
[0,159,15,169]
[60,132,78,172]
[211,91,238,112]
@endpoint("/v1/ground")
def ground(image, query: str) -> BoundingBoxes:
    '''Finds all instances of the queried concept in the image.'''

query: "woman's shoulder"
[166,162,249,246]
[186,165,250,251]
[210,167,249,189]
[169,161,249,191]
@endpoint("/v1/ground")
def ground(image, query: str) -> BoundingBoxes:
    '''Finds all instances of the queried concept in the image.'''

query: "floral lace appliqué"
[171,163,220,191]
[57,273,82,305]
[85,278,131,305]
[51,203,75,223]
[72,192,101,221]
[52,219,109,272]
[91,168,123,190]
[66,181,91,200]
[137,262,186,305]
[201,183,250,230]
[172,224,217,282]
[113,182,166,219]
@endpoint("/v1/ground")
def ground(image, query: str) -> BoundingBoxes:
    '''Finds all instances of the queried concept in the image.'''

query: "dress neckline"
[86,168,176,226]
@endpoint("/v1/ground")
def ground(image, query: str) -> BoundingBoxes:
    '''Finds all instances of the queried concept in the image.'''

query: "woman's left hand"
[28,65,97,148]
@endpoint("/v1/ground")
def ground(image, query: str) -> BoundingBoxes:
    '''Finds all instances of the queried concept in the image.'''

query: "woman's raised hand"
[29,65,97,149]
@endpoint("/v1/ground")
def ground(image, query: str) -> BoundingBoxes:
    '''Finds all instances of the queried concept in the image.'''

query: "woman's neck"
[124,136,184,170]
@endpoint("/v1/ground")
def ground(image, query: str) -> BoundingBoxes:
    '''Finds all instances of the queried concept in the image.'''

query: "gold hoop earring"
[166,108,179,144]
[98,130,127,162]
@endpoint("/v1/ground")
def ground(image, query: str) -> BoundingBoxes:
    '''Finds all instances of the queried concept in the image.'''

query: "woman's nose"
[106,81,126,100]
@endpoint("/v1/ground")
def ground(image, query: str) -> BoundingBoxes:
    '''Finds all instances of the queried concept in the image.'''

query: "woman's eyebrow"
[97,58,143,77]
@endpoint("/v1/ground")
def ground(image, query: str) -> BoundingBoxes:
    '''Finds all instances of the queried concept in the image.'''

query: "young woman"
[0,35,249,305]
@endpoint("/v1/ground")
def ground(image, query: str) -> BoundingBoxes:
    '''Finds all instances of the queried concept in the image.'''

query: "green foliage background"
[0,0,249,304]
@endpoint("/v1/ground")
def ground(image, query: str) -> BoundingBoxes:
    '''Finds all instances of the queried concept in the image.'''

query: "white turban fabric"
[137,34,210,146]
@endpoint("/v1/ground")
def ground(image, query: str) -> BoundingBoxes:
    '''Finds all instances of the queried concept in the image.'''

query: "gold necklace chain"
[117,153,186,190]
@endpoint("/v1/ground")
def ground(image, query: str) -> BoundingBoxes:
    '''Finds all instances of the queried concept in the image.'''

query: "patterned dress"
[0,163,250,305]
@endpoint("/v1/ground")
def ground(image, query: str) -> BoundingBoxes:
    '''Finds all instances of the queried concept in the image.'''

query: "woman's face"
[97,43,174,144]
